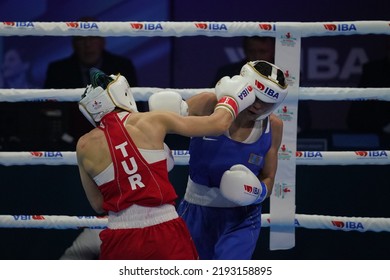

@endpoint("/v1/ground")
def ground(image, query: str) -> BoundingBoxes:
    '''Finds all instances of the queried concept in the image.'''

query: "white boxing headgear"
[240,60,288,120]
[78,73,138,127]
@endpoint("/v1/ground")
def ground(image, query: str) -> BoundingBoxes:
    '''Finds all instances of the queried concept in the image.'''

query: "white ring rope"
[0,150,389,166]
[1,214,389,233]
[0,87,389,102]
[1,21,389,37]
[0,215,108,230]
[1,20,389,233]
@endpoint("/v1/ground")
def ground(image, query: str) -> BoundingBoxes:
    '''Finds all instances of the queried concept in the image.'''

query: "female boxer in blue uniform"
[149,60,288,259]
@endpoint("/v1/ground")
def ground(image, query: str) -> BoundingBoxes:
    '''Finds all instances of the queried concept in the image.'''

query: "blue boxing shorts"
[177,199,262,260]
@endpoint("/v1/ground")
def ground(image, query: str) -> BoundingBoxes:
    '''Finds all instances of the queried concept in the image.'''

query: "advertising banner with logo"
[270,25,301,250]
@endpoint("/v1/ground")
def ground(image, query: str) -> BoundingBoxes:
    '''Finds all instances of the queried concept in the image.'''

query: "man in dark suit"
[43,20,139,150]
[347,36,390,147]
[44,37,137,89]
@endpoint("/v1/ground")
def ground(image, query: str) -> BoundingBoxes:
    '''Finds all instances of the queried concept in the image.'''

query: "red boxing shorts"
[99,217,199,260]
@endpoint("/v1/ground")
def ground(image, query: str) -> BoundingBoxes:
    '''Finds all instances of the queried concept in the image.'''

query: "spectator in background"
[1,47,36,89]
[43,16,139,150]
[213,36,311,134]
[212,36,275,86]
[347,36,390,148]
[0,47,38,150]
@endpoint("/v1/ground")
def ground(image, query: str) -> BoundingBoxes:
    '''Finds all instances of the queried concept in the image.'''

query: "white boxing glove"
[220,164,267,206]
[214,75,256,119]
[148,90,188,116]
[163,143,175,172]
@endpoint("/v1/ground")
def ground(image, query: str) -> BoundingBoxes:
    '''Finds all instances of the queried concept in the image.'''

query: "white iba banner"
[270,25,301,250]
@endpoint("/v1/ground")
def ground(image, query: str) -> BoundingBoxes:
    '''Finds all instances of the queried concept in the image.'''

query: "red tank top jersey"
[98,112,177,212]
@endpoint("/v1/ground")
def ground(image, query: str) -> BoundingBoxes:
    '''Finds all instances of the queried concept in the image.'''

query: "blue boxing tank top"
[188,117,272,189]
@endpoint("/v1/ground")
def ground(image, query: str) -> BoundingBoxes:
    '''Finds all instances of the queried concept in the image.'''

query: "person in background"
[75,67,255,259]
[212,36,275,86]
[59,228,102,260]
[150,60,288,259]
[1,48,36,89]
[0,47,38,150]
[43,16,139,150]
[347,35,390,148]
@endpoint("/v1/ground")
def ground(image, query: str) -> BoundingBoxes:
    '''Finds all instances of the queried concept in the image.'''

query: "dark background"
[0,0,389,260]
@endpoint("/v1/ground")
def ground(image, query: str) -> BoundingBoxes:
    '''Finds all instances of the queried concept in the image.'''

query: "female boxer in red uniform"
[76,68,255,259]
